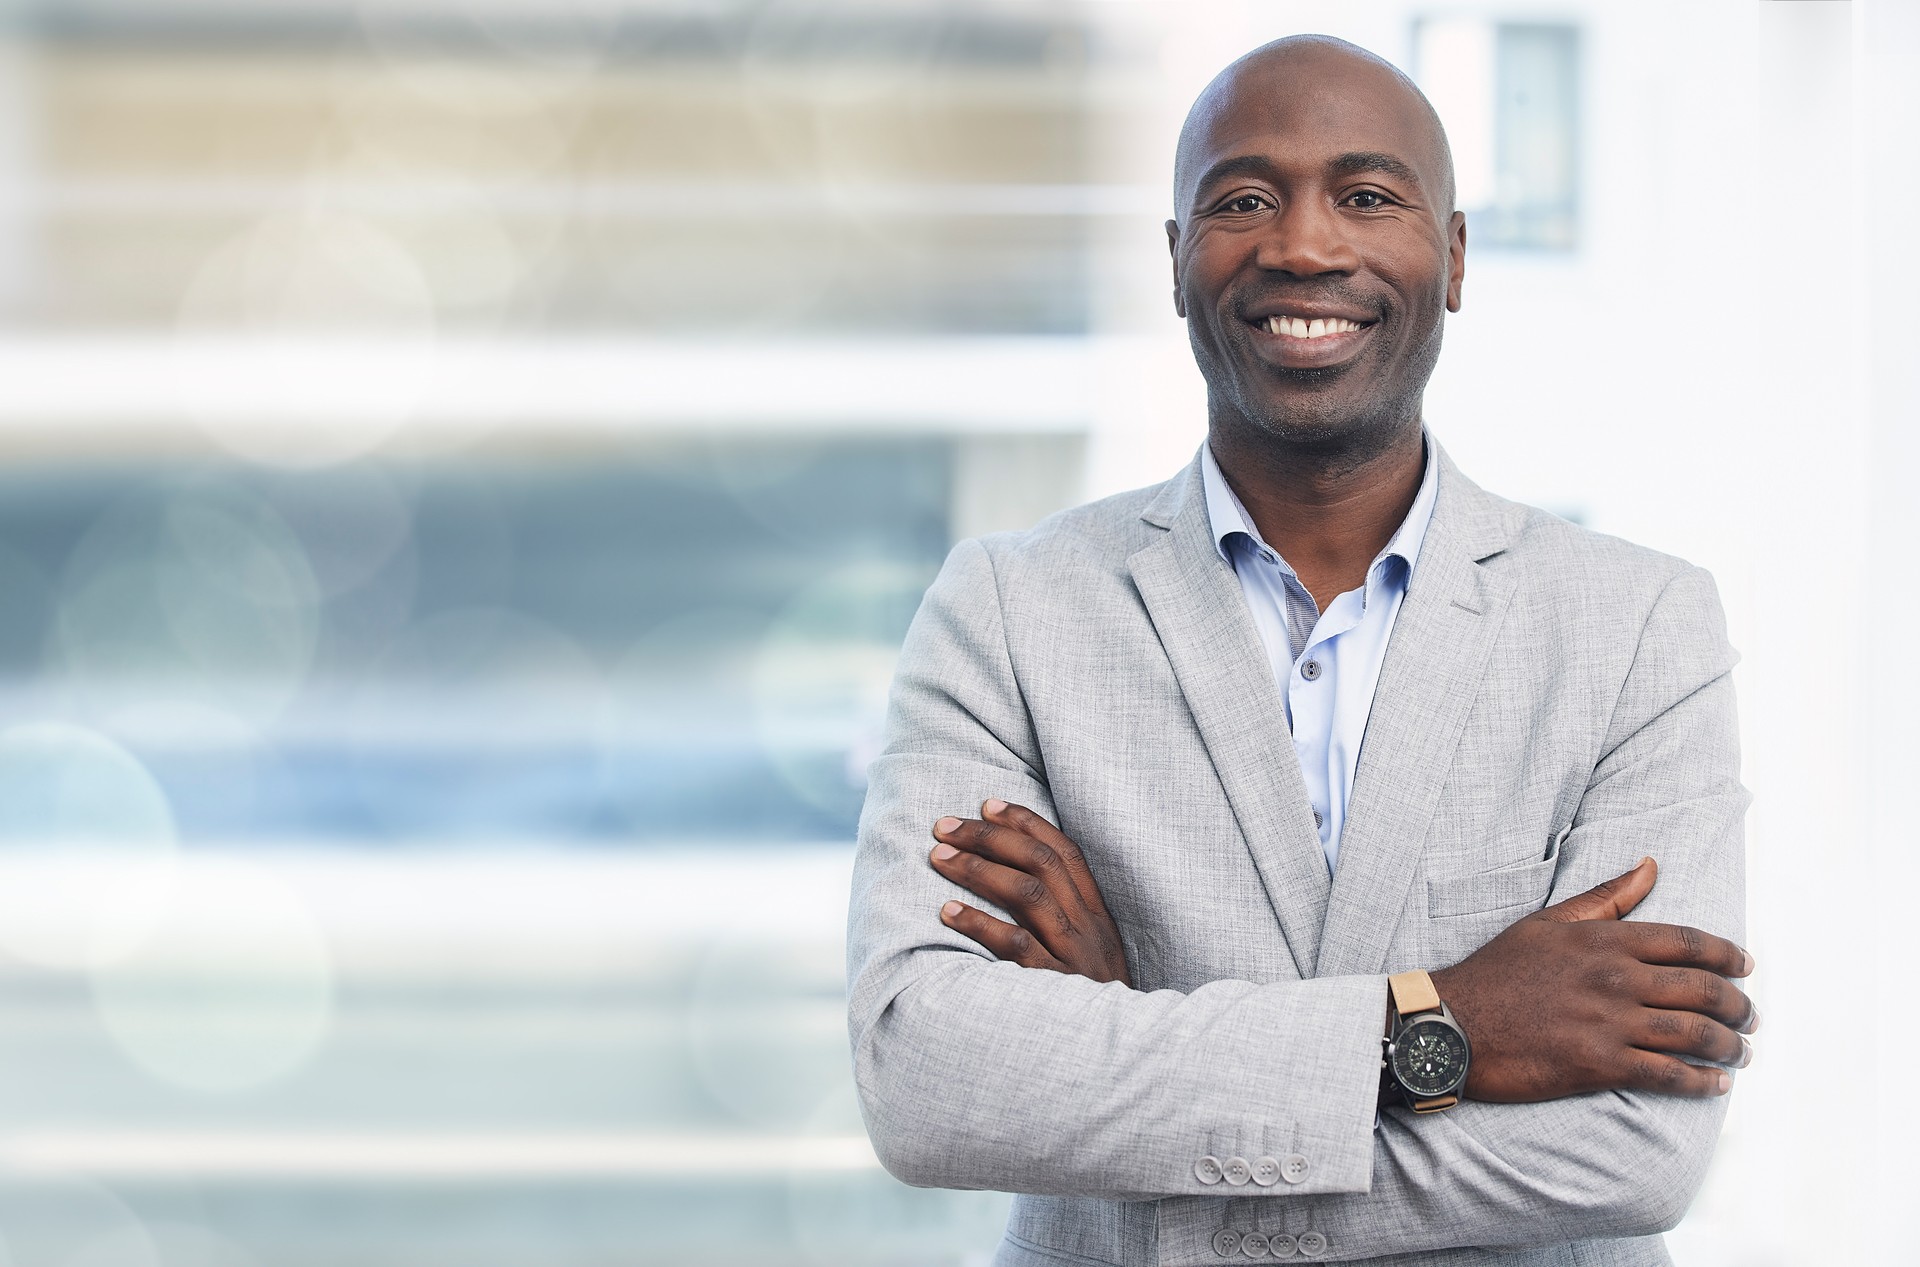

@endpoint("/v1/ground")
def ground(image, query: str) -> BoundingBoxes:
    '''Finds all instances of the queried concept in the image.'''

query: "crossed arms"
[845,539,1751,1256]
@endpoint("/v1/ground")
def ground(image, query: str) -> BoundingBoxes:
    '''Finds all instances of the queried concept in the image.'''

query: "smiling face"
[1168,38,1466,458]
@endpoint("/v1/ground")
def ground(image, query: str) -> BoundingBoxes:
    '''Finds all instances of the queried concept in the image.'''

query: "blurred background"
[0,0,1909,1263]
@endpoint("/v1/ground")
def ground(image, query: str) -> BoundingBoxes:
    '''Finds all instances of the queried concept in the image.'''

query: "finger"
[1635,1008,1752,1067]
[981,800,1110,915]
[929,835,1073,940]
[940,899,1064,971]
[1636,964,1757,1033]
[1618,1051,1734,1098]
[1540,857,1656,923]
[1620,920,1754,978]
[934,814,1080,914]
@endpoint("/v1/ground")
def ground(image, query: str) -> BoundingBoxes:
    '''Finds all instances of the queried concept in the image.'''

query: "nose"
[1253,197,1361,277]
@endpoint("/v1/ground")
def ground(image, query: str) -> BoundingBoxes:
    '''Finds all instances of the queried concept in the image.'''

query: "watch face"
[1392,1018,1469,1097]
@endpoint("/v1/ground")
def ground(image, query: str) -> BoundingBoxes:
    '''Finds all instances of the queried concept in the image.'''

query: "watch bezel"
[1388,1006,1471,1100]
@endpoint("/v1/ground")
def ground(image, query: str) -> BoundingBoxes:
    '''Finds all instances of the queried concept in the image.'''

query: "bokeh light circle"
[91,859,334,1095]
[50,485,322,729]
[0,723,178,971]
[173,211,437,468]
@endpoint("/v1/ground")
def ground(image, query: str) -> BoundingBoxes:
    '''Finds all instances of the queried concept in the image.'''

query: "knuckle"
[1583,963,1631,998]
[1675,924,1704,960]
[1576,924,1619,955]
[1028,843,1062,874]
[1006,927,1036,958]
[1013,874,1048,908]
[1639,1056,1687,1092]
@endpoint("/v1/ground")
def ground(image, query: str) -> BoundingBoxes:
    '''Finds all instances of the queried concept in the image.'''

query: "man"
[846,34,1753,1266]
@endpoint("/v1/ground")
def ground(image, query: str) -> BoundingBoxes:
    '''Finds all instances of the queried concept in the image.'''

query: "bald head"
[1173,35,1455,226]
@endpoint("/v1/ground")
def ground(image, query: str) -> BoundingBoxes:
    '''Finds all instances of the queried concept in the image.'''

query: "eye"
[1219,193,1271,214]
[1346,190,1393,210]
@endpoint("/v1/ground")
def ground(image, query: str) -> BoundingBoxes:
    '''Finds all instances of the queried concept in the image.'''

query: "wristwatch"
[1382,970,1470,1113]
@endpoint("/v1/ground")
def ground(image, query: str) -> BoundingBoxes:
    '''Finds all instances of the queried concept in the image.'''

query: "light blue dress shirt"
[1200,440,1439,875]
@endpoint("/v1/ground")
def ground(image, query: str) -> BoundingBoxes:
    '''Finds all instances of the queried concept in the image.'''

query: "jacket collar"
[1130,437,1521,978]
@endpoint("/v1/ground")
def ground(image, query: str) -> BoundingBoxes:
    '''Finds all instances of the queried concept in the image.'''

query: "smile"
[1247,309,1378,370]
[1263,315,1368,338]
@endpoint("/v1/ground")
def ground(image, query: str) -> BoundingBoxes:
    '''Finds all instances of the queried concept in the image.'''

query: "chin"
[1240,392,1402,454]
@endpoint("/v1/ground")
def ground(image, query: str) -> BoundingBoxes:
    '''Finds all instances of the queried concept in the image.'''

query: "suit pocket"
[1426,827,1567,918]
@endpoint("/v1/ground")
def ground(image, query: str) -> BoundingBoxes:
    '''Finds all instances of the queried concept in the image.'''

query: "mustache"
[1232,282,1387,322]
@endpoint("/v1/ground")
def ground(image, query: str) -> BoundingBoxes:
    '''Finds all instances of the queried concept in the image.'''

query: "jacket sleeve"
[1287,563,1749,1258]
[846,537,1390,1201]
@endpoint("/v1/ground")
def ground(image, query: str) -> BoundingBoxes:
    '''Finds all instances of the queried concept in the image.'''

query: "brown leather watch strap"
[1388,970,1441,1018]
[1410,1093,1458,1114]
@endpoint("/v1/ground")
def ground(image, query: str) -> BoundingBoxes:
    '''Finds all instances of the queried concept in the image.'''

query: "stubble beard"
[1198,307,1446,479]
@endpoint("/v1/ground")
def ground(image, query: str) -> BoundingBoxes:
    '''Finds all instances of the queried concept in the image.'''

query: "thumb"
[1540,856,1656,923]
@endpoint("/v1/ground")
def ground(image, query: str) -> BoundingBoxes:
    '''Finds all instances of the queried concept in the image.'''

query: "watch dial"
[1392,1019,1468,1097]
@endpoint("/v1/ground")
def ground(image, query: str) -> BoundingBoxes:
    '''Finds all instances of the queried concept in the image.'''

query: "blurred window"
[0,441,953,845]
[1414,18,1581,250]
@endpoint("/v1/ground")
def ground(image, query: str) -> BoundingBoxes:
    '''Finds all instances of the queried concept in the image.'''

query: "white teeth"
[1266,315,1365,338]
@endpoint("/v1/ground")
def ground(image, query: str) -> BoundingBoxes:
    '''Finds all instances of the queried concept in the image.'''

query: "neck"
[1208,416,1427,612]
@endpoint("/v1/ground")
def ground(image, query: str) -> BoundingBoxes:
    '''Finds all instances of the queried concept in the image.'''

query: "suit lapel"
[1128,458,1330,978]
[1313,450,1520,977]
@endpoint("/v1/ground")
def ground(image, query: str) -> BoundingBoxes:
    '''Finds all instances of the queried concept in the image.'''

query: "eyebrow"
[1325,151,1425,188]
[1190,149,1427,208]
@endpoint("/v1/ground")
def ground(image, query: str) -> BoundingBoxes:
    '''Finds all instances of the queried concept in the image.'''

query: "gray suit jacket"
[846,444,1747,1265]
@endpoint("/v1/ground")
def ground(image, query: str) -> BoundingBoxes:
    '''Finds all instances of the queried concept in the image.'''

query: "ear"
[1445,210,1466,313]
[1165,219,1186,319]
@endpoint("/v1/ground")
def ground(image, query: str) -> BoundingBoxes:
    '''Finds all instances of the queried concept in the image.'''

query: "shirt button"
[1281,1153,1310,1184]
[1221,1155,1252,1185]
[1300,659,1321,681]
[1241,1231,1270,1257]
[1269,1233,1298,1258]
[1212,1229,1243,1257]
[1250,1155,1281,1186]
[1194,1155,1224,1185]
[1298,1231,1328,1257]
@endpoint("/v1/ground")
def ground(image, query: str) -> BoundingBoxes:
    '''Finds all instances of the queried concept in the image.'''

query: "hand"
[928,800,1132,986]
[1429,856,1757,1103]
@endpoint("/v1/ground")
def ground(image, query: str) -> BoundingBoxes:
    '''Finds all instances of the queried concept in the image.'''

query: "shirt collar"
[1200,433,1440,578]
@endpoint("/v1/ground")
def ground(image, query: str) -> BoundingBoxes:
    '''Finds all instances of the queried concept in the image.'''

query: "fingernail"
[983,799,1008,815]
[1740,949,1755,976]
[1716,1071,1731,1094]
[1747,1005,1761,1034]
[1738,1037,1753,1068]
[931,843,958,862]
[941,900,963,919]
[934,816,961,836]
